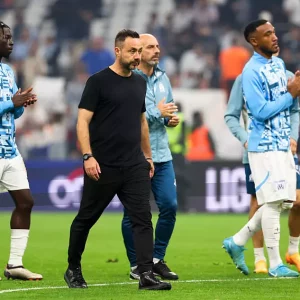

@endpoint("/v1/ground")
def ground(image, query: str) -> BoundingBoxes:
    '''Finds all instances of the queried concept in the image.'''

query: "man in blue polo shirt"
[122,33,179,281]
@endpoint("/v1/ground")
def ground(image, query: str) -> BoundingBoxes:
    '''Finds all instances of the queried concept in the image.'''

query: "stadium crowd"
[0,0,299,159]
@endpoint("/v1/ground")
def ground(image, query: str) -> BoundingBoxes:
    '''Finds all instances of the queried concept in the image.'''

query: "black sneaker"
[130,268,140,280]
[153,260,178,280]
[139,270,171,290]
[64,267,87,288]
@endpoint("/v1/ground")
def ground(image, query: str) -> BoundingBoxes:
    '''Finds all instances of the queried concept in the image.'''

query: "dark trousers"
[122,161,177,266]
[68,161,153,273]
[172,154,187,212]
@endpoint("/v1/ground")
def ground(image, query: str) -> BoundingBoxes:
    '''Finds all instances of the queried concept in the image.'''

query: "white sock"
[233,205,264,246]
[8,229,29,267]
[153,258,160,264]
[131,266,137,271]
[262,203,282,269]
[288,236,300,255]
[254,247,266,264]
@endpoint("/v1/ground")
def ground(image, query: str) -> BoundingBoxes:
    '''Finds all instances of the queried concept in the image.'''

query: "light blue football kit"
[242,52,296,204]
[0,63,28,192]
[0,63,23,158]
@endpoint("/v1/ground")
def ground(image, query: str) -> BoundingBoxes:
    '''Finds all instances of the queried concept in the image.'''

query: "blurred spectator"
[146,13,165,44]
[38,34,61,77]
[179,43,207,88]
[219,0,252,29]
[171,1,194,34]
[252,0,286,22]
[22,41,48,88]
[15,103,49,159]
[49,0,102,41]
[201,53,220,88]
[186,111,215,161]
[13,9,26,40]
[281,48,298,73]
[166,102,188,212]
[192,25,218,55]
[168,28,194,62]
[65,67,88,128]
[219,0,238,27]
[219,25,237,50]
[65,66,89,158]
[158,47,177,78]
[0,0,13,13]
[192,0,219,26]
[12,27,33,61]
[282,26,300,64]
[0,0,296,160]
[28,76,67,159]
[234,0,251,27]
[156,13,176,52]
[283,0,300,27]
[80,37,114,75]
[219,36,250,96]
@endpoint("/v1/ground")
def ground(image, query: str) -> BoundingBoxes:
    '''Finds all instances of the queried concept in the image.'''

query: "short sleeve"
[140,78,146,113]
[78,75,100,112]
[141,99,146,113]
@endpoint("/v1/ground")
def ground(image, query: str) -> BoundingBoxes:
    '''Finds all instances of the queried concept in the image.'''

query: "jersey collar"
[135,65,165,80]
[253,51,273,64]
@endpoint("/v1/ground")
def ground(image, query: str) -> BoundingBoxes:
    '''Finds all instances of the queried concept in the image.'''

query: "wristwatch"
[83,153,93,161]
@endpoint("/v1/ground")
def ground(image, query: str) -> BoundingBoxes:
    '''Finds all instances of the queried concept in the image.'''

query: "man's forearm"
[141,115,152,158]
[77,119,92,155]
[14,106,25,119]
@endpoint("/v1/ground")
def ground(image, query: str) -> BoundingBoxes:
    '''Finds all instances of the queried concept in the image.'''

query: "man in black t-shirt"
[64,29,171,291]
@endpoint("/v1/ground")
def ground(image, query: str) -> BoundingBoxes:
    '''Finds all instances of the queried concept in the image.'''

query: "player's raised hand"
[157,97,178,118]
[12,87,36,107]
[84,157,101,181]
[24,96,37,107]
[287,75,300,98]
[167,115,180,127]
[22,87,37,107]
[21,87,33,94]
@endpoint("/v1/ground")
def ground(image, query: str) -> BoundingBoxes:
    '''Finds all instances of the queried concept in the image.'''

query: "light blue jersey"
[0,63,24,159]
[225,71,299,164]
[242,52,295,152]
[134,66,173,163]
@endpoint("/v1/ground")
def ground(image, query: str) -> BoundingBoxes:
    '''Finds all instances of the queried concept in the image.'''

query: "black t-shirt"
[78,67,147,167]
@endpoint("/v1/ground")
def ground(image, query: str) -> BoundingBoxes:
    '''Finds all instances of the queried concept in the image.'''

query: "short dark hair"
[115,29,139,47]
[244,19,268,43]
[0,21,10,35]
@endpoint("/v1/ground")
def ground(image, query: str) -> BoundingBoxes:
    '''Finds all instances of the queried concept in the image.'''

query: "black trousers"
[68,160,153,273]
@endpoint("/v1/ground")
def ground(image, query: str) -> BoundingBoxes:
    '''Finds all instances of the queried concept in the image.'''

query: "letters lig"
[205,167,250,212]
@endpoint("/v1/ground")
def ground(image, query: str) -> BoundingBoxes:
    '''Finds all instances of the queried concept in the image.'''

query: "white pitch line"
[0,277,295,295]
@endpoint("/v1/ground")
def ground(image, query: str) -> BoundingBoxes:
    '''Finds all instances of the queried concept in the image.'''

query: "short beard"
[259,45,278,57]
[2,52,11,60]
[120,59,134,71]
[147,60,159,67]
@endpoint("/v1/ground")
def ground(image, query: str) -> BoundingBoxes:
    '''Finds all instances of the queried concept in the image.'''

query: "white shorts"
[248,151,296,206]
[0,156,30,193]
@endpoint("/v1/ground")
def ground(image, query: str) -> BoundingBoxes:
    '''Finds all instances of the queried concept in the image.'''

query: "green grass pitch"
[0,212,300,299]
